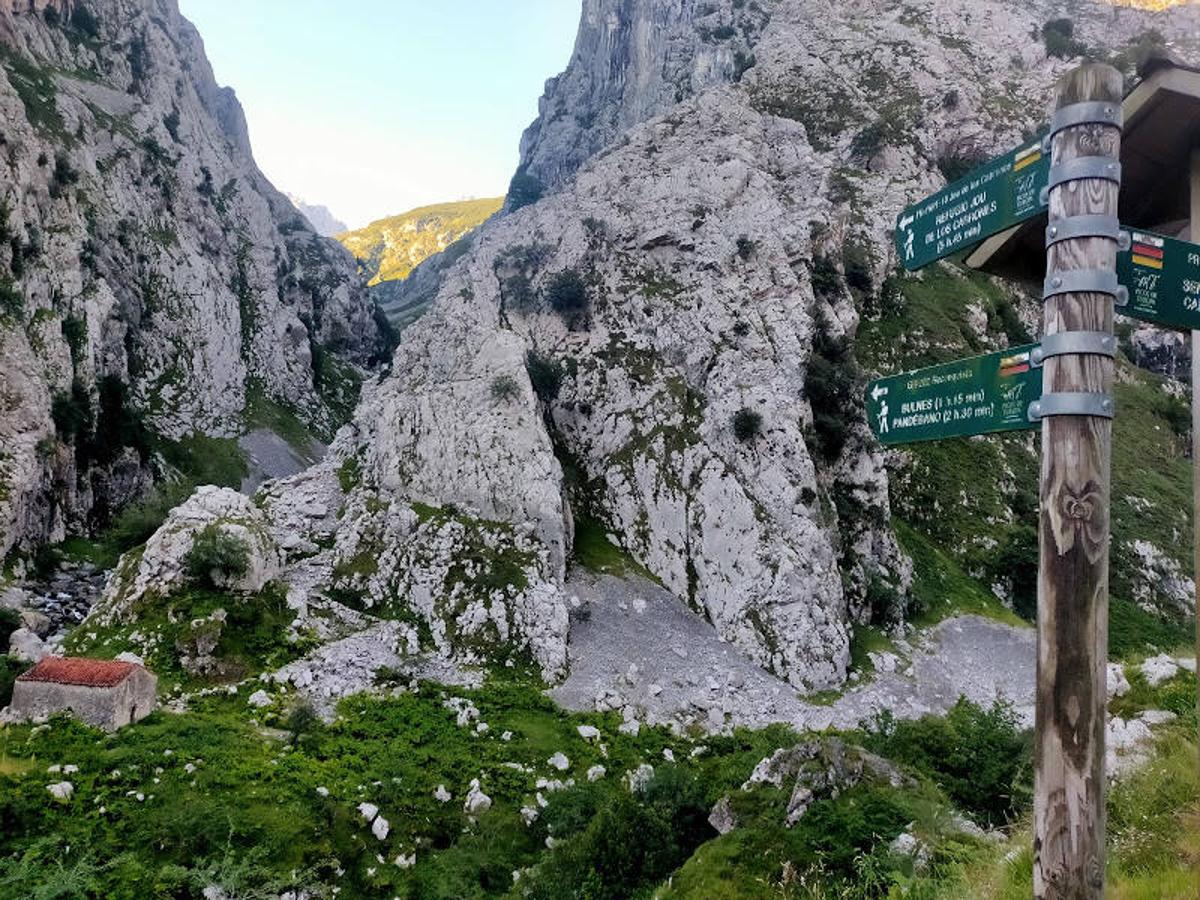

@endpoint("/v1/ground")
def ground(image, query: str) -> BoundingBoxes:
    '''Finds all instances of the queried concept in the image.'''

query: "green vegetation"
[507,169,545,212]
[1041,18,1086,60]
[545,269,589,329]
[860,699,1031,828]
[490,375,521,403]
[335,197,502,285]
[0,656,25,708]
[184,525,251,589]
[245,387,320,459]
[571,516,658,582]
[859,261,1193,657]
[0,45,65,137]
[0,608,19,654]
[526,351,564,404]
[732,407,763,443]
[66,583,305,689]
[0,278,22,321]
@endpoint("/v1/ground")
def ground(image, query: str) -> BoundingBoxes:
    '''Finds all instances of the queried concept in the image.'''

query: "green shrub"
[93,375,150,465]
[284,699,320,746]
[48,151,79,200]
[522,766,713,900]
[1042,19,1085,59]
[0,656,25,707]
[336,455,361,493]
[507,169,544,211]
[50,378,93,448]
[806,316,858,464]
[526,351,564,403]
[0,607,19,653]
[0,278,21,320]
[490,374,521,403]
[184,524,251,589]
[732,407,763,443]
[860,697,1032,827]
[937,152,983,184]
[841,239,873,292]
[503,272,535,310]
[69,4,101,39]
[545,269,589,328]
[810,254,841,299]
[103,482,191,552]
[990,524,1038,620]
[61,315,87,367]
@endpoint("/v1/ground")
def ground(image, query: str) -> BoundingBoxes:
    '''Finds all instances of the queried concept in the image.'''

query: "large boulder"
[733,737,914,827]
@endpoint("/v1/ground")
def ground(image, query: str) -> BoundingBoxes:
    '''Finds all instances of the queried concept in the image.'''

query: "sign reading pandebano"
[865,345,1043,446]
[895,140,1049,271]
[1116,228,1200,331]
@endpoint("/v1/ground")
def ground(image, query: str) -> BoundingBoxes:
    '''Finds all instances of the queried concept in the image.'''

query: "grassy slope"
[335,197,503,285]
[859,262,1196,658]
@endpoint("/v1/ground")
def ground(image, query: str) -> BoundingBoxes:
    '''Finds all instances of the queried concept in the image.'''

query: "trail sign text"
[866,345,1042,445]
[895,141,1049,271]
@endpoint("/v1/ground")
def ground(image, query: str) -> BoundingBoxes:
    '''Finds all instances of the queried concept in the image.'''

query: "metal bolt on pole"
[1033,63,1123,900]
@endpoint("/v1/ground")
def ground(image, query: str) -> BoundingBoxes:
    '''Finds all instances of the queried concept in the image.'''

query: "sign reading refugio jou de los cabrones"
[865,345,1042,446]
[894,139,1049,271]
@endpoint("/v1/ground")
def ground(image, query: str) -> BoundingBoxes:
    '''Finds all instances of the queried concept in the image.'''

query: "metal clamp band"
[1047,157,1122,191]
[1044,269,1121,299]
[1028,392,1115,422]
[1045,216,1122,248]
[1030,331,1117,367]
[1048,101,1123,138]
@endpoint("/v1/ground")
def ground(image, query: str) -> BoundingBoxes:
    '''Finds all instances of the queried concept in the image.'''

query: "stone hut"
[9,657,157,731]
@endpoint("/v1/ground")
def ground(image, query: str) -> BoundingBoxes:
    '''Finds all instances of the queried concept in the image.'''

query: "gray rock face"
[0,0,378,556]
[516,0,765,194]
[328,0,1200,692]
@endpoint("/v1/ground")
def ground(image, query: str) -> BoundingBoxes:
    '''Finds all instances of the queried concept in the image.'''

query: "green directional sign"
[896,139,1049,271]
[1117,228,1200,332]
[866,345,1042,446]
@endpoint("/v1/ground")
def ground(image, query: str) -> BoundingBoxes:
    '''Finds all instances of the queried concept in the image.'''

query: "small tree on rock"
[732,407,764,443]
[185,524,251,589]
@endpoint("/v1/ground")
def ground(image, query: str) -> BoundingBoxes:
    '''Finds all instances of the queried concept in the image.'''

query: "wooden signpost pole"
[1192,148,1200,776]
[1033,64,1122,899]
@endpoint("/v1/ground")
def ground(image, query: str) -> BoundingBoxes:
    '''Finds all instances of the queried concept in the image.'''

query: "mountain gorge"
[0,0,382,559]
[1,0,1199,896]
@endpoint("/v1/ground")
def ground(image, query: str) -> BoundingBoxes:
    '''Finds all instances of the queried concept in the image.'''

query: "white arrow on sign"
[898,213,915,232]
[870,384,888,402]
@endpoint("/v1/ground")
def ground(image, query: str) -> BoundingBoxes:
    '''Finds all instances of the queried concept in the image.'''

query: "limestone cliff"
[97,0,1200,689]
[0,0,380,556]
[329,0,1199,688]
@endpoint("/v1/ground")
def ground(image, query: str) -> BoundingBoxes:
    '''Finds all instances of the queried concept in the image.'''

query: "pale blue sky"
[178,1,581,230]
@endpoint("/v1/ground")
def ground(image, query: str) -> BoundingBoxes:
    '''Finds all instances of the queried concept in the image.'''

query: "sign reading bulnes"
[1116,228,1200,331]
[866,345,1042,445]
[895,141,1049,270]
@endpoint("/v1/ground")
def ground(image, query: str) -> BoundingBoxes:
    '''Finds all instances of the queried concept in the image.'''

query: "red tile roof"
[17,657,139,688]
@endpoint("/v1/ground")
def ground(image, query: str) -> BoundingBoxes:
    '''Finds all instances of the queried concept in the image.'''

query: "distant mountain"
[286,194,348,237]
[335,197,503,285]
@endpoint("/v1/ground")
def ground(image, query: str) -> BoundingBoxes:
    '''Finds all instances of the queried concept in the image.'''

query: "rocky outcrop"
[0,0,379,556]
[718,737,914,829]
[315,0,1200,692]
[92,486,281,624]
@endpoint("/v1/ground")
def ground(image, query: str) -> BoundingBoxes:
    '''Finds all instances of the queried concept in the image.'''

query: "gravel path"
[549,573,1036,734]
[239,429,325,494]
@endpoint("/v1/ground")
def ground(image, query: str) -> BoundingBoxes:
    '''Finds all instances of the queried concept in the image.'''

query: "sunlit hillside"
[335,197,503,285]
